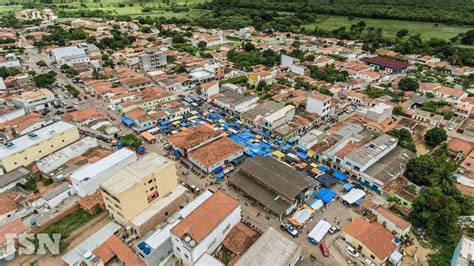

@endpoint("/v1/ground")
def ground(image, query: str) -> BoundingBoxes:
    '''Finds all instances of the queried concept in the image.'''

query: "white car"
[448,124,456,131]
[364,258,375,266]
[346,246,360,258]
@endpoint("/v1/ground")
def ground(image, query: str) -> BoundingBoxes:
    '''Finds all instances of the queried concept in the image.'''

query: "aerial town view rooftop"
[0,0,473,265]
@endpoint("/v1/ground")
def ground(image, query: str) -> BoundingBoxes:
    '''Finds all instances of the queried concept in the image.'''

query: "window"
[148,179,153,184]
[176,247,181,252]
[184,254,189,259]
[370,255,375,259]
[223,223,231,234]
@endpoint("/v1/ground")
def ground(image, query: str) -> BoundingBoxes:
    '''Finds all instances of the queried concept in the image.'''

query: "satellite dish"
[184,236,191,242]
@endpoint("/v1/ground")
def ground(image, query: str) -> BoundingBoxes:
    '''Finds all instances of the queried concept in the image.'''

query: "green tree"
[393,106,403,115]
[65,85,80,97]
[36,60,46,67]
[425,127,447,147]
[405,155,437,186]
[197,41,207,50]
[398,77,419,91]
[410,187,461,242]
[387,128,416,153]
[119,134,142,149]
[33,71,56,88]
[243,42,256,52]
[396,29,409,39]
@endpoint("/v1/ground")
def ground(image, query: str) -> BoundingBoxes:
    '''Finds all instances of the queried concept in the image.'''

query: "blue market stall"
[315,188,337,204]
[332,171,348,182]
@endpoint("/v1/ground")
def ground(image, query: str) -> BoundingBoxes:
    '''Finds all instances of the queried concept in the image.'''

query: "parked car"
[319,243,330,257]
[329,225,340,235]
[364,258,375,266]
[190,185,200,193]
[280,223,298,238]
[345,246,359,258]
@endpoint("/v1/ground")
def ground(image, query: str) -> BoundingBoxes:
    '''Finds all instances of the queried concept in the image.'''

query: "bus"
[140,131,156,144]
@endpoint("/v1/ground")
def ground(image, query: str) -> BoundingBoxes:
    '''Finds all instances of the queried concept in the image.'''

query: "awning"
[317,165,330,172]
[281,144,292,152]
[343,183,354,192]
[289,206,314,227]
[273,151,285,158]
[307,150,315,157]
[214,166,224,174]
[315,188,337,204]
[342,189,366,205]
[332,171,348,181]
[308,220,332,244]
[187,115,198,121]
[121,116,135,126]
[307,199,324,211]
[172,121,181,125]
[296,151,309,160]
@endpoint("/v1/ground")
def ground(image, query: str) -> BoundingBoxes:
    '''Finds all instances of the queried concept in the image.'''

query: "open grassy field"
[306,16,473,40]
[1,0,472,42]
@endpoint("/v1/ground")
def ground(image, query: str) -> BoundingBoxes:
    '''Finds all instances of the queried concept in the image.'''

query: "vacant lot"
[306,15,472,40]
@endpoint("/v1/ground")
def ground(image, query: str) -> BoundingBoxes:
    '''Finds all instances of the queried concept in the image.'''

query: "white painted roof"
[0,121,76,160]
[70,148,136,182]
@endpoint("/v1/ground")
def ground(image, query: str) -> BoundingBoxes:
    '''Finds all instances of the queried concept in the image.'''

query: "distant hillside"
[202,0,474,25]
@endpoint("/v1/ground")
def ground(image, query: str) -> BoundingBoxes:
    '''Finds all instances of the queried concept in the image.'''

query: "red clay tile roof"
[171,191,239,243]
[448,138,473,157]
[222,222,260,255]
[62,107,103,123]
[201,81,217,90]
[93,235,144,265]
[188,137,244,168]
[0,191,22,215]
[362,56,411,71]
[0,219,27,245]
[310,92,331,101]
[374,206,411,230]
[0,112,44,132]
[342,218,397,261]
[438,86,465,98]
[167,124,224,151]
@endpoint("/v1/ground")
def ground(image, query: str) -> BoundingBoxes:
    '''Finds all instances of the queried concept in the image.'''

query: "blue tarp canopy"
[315,188,337,204]
[317,165,330,172]
[214,166,224,174]
[332,171,348,181]
[343,183,354,192]
[159,120,170,126]
[296,151,309,160]
[121,116,135,126]
[281,144,292,152]
[215,172,225,179]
